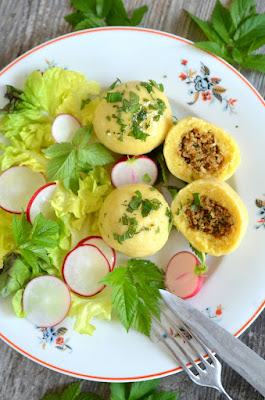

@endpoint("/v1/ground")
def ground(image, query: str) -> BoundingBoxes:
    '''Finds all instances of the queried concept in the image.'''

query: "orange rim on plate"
[0,27,264,381]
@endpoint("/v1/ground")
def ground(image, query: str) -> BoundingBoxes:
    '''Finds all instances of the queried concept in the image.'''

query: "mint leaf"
[186,12,225,47]
[129,380,159,400]
[96,0,112,18]
[234,14,265,47]
[241,54,265,73]
[65,12,86,26]
[110,383,130,400]
[106,0,131,25]
[61,382,82,400]
[230,0,256,30]
[41,395,60,400]
[247,36,265,53]
[211,0,234,43]
[71,0,96,12]
[130,6,148,26]
[75,13,107,30]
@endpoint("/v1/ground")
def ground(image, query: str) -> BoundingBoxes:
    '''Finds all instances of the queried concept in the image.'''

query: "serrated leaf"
[129,380,159,400]
[128,259,164,287]
[247,36,265,53]
[186,12,225,47]
[234,14,265,47]
[132,300,151,337]
[76,393,104,400]
[71,0,96,12]
[136,284,160,319]
[111,280,138,332]
[110,383,130,400]
[61,382,82,400]
[130,6,148,26]
[193,42,233,63]
[45,143,73,158]
[46,151,77,182]
[79,143,114,166]
[96,0,112,18]
[41,394,60,400]
[146,392,179,400]
[72,125,92,147]
[12,213,31,245]
[230,0,256,30]
[106,0,131,26]
[211,0,234,44]
[65,12,86,26]
[241,54,265,73]
[75,13,107,30]
[31,213,59,244]
[20,247,38,269]
[100,266,130,286]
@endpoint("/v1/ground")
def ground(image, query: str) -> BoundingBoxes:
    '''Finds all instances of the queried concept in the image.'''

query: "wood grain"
[0,1,264,399]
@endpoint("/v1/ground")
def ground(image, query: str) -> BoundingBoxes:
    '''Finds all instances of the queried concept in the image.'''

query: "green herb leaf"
[109,78,122,90]
[106,92,123,103]
[189,243,208,275]
[233,14,265,47]
[165,208,173,232]
[241,54,265,73]
[211,0,234,44]
[142,173,151,183]
[110,383,130,400]
[41,395,61,400]
[129,380,159,400]
[96,0,112,18]
[65,12,86,26]
[157,152,168,186]
[106,0,131,25]
[193,42,233,63]
[71,0,96,12]
[81,97,91,110]
[61,382,82,400]
[75,12,107,30]
[146,392,179,400]
[101,259,164,336]
[192,193,202,207]
[230,0,256,30]
[186,12,225,47]
[130,5,148,26]
[79,143,114,166]
[77,394,104,400]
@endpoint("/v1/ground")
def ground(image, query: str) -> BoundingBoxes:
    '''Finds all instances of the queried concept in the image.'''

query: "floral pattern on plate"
[37,326,72,353]
[179,60,237,113]
[255,198,265,229]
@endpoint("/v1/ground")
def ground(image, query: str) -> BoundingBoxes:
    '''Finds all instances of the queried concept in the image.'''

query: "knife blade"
[159,289,265,397]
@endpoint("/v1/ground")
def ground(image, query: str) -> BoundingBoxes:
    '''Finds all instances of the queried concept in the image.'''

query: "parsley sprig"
[101,259,165,337]
[41,379,179,400]
[188,0,265,73]
[46,125,114,193]
[65,0,148,31]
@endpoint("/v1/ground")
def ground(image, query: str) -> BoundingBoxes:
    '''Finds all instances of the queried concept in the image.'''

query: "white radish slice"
[27,182,57,224]
[23,276,71,328]
[77,236,116,270]
[111,156,158,187]
[62,244,110,297]
[0,166,46,214]
[52,113,81,143]
[165,251,204,299]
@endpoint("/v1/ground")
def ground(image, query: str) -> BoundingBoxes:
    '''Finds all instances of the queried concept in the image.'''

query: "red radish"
[111,156,158,187]
[62,244,110,297]
[23,276,71,328]
[26,182,57,224]
[165,251,204,299]
[0,166,46,214]
[77,236,116,270]
[52,113,81,143]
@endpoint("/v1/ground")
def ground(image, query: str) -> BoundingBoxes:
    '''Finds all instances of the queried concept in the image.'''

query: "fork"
[152,307,233,399]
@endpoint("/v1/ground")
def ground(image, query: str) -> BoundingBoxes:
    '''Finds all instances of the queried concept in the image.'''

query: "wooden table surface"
[0,1,264,399]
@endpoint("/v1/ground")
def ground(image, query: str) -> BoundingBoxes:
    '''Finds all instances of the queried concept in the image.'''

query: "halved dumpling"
[171,178,248,256]
[164,117,240,182]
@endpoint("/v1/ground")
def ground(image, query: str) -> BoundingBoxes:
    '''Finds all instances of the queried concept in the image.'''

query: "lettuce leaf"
[68,288,113,335]
[0,67,101,171]
[0,208,15,269]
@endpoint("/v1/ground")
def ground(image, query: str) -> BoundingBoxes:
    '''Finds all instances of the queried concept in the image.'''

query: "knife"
[159,289,265,397]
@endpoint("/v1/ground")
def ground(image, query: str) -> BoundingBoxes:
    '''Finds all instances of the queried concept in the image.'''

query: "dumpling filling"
[185,195,234,238]
[180,129,224,174]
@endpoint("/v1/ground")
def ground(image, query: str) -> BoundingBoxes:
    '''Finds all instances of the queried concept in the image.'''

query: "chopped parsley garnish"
[156,226,160,234]
[109,78,121,90]
[192,193,202,207]
[165,207,173,232]
[142,173,151,183]
[149,79,164,92]
[140,80,164,94]
[106,115,111,121]
[126,190,162,218]
[113,214,138,244]
[106,91,122,103]
[176,202,183,216]
[128,121,149,141]
[80,98,91,110]
[173,115,178,125]
[140,81,154,93]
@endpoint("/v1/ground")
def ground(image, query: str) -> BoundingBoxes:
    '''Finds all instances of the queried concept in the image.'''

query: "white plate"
[0,27,264,382]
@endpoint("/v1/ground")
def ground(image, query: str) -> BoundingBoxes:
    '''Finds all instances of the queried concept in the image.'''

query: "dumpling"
[164,117,240,182]
[171,178,248,256]
[93,80,173,155]
[99,184,171,257]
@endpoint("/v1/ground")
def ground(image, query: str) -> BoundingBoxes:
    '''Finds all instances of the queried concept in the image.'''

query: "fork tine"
[151,324,200,383]
[152,314,203,374]
[160,308,211,367]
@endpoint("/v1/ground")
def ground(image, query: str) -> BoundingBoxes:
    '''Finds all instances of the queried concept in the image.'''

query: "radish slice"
[23,276,71,328]
[52,113,81,143]
[111,156,158,187]
[0,166,46,214]
[165,251,204,299]
[27,182,57,224]
[62,244,110,297]
[77,236,116,270]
